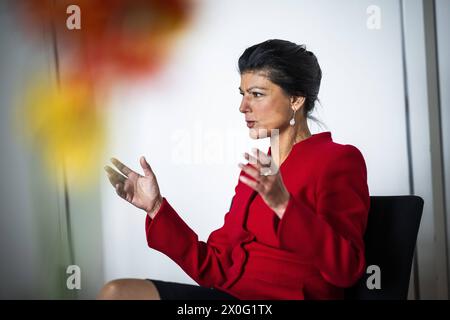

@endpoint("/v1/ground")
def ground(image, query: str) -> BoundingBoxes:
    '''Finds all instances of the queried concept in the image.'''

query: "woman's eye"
[252,92,263,97]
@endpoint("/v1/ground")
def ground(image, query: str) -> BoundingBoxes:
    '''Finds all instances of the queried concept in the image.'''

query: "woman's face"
[239,71,293,139]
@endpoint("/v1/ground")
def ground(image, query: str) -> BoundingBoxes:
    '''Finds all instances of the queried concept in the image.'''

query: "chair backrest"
[345,195,424,300]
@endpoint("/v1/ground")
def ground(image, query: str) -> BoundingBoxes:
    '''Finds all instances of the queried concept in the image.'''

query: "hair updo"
[238,39,322,122]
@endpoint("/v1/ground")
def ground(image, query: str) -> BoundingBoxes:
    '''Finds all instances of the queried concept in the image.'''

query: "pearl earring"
[289,109,296,126]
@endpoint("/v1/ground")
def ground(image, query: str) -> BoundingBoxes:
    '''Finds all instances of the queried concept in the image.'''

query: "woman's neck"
[270,120,311,167]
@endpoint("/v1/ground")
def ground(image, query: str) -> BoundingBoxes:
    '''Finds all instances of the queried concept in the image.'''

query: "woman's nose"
[239,96,251,113]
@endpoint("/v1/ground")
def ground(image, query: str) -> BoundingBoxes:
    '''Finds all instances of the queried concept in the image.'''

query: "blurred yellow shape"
[16,77,106,187]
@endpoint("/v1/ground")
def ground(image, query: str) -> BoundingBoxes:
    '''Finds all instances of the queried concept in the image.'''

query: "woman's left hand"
[238,148,290,219]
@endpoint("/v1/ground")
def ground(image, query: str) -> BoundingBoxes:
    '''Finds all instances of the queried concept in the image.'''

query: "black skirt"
[147,279,239,300]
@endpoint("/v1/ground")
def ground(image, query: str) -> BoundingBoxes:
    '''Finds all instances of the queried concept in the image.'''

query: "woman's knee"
[97,279,125,300]
[97,278,160,300]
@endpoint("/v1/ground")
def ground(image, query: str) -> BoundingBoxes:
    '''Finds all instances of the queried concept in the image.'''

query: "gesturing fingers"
[238,162,260,181]
[239,175,264,193]
[111,157,134,177]
[244,151,259,167]
[115,183,127,200]
[140,156,154,177]
[104,165,126,187]
[244,152,267,176]
[253,148,278,176]
[251,148,271,166]
[244,148,274,176]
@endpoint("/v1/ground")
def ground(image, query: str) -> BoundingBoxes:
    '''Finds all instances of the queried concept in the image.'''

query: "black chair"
[345,195,424,300]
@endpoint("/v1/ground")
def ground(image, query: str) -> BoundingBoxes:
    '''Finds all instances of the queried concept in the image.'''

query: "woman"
[98,39,370,300]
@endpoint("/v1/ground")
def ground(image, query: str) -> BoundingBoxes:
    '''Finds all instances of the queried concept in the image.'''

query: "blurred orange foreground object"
[15,0,195,79]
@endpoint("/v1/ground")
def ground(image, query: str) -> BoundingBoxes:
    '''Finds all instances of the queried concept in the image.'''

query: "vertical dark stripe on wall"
[432,0,450,299]
[399,0,420,300]
[50,0,76,282]
[433,0,450,299]
[423,0,450,298]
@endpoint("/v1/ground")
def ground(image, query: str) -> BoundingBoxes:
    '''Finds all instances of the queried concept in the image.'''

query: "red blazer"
[145,131,370,299]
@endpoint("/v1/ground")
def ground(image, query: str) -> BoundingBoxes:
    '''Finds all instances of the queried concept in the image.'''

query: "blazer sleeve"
[275,145,370,288]
[144,185,238,288]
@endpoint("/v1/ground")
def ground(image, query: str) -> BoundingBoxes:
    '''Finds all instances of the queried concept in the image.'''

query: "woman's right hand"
[104,156,163,219]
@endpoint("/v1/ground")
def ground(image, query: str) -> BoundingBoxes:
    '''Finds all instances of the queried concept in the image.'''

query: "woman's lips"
[246,121,256,128]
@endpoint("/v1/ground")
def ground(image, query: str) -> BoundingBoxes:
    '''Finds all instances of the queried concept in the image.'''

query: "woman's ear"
[290,96,306,110]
